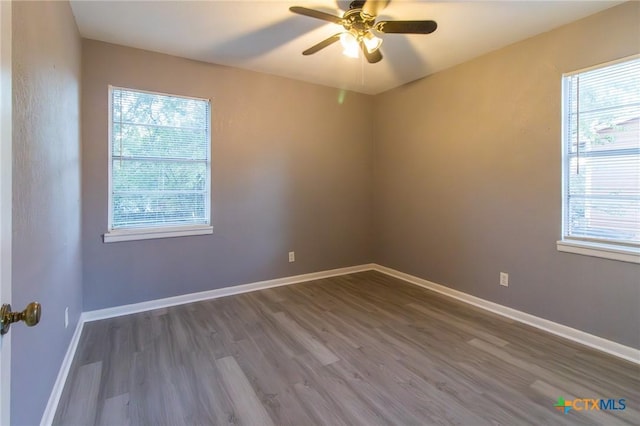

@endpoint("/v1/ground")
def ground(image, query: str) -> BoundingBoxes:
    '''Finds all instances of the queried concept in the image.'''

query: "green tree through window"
[563,57,640,247]
[109,87,211,231]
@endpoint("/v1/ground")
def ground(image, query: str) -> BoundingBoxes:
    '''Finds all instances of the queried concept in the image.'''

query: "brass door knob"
[0,302,41,335]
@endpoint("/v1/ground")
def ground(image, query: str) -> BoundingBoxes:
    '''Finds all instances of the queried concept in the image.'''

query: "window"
[104,87,212,243]
[558,56,640,263]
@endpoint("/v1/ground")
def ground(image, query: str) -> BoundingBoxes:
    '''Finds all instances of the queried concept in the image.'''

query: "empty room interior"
[3,0,640,425]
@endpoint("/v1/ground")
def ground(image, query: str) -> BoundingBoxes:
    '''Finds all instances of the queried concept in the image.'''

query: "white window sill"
[557,240,640,264]
[104,225,213,243]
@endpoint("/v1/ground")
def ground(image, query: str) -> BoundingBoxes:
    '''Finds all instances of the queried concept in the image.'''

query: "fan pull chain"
[361,50,365,86]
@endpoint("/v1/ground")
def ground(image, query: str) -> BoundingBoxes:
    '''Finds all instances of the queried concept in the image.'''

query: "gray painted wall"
[373,2,640,349]
[82,40,373,310]
[11,1,83,425]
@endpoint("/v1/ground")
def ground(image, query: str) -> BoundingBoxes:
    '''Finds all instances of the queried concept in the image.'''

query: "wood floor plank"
[327,359,430,425]
[183,350,239,425]
[291,354,388,426]
[233,338,317,426]
[406,301,510,347]
[215,356,275,426]
[97,393,130,426]
[54,361,102,426]
[292,379,352,426]
[468,337,608,398]
[54,271,640,425]
[272,311,340,366]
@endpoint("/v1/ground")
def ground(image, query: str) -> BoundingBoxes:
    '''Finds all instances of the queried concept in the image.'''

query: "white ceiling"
[70,0,624,95]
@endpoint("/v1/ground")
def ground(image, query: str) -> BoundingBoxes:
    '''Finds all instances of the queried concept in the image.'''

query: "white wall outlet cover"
[500,272,509,287]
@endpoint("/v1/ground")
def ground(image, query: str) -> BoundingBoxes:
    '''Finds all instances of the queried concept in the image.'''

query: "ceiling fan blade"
[289,6,343,25]
[360,41,383,64]
[361,0,390,18]
[376,20,437,34]
[302,33,341,55]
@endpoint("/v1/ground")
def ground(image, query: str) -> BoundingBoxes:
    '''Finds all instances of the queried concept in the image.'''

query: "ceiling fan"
[290,0,437,63]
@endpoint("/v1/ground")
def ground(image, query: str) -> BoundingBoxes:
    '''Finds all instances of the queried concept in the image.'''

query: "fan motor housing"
[343,5,375,33]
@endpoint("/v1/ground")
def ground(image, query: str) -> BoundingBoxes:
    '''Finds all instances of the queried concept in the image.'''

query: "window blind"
[110,87,210,230]
[563,57,640,247]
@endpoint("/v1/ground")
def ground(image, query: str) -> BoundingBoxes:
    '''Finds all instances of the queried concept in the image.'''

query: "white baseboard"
[42,261,639,424]
[40,317,85,426]
[82,264,376,322]
[373,264,640,365]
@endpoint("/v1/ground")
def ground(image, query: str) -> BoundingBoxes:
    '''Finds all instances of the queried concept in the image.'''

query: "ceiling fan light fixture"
[340,30,360,58]
[363,31,383,53]
[290,2,437,64]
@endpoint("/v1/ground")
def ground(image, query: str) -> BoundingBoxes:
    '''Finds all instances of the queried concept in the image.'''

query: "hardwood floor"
[53,271,639,425]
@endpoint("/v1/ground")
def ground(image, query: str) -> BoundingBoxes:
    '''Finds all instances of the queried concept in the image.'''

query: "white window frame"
[557,55,640,264]
[104,86,213,243]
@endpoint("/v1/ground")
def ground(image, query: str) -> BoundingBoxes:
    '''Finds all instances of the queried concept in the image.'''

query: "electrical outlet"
[288,251,295,263]
[64,307,69,328]
[500,272,509,287]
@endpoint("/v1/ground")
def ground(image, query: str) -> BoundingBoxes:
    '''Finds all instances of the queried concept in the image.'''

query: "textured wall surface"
[373,2,640,349]
[11,1,83,424]
[82,40,373,310]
